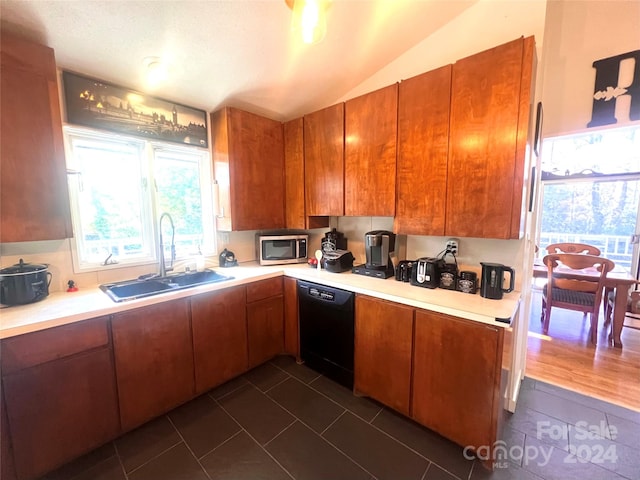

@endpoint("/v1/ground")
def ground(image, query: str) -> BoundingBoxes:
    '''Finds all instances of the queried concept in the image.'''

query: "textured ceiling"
[0,0,476,121]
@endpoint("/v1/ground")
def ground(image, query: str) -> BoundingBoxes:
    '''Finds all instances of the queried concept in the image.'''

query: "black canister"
[321,228,347,253]
[439,262,458,290]
[457,271,478,294]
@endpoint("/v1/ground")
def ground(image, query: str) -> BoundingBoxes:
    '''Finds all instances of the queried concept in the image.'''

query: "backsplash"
[1,220,524,293]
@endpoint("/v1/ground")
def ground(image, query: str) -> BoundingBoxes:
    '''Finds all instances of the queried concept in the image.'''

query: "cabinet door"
[112,299,195,431]
[284,117,306,229]
[247,295,284,368]
[412,310,503,451]
[345,84,398,216]
[0,32,71,242]
[211,107,285,231]
[191,286,248,394]
[304,103,344,216]
[283,276,299,357]
[284,117,329,230]
[1,389,17,480]
[395,66,451,235]
[446,36,534,239]
[3,348,119,480]
[354,295,414,416]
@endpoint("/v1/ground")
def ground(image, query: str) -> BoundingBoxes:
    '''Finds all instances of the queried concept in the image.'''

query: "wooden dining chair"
[544,242,607,319]
[545,242,601,256]
[541,253,615,344]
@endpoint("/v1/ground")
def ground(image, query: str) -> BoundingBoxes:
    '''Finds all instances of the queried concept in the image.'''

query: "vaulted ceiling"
[0,1,476,121]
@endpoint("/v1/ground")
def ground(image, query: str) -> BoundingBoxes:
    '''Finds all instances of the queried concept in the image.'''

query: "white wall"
[540,0,640,136]
[337,0,547,102]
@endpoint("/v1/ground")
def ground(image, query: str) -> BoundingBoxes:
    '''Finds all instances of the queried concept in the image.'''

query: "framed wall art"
[62,71,208,148]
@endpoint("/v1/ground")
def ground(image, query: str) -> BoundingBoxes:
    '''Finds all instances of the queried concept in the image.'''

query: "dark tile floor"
[40,356,640,480]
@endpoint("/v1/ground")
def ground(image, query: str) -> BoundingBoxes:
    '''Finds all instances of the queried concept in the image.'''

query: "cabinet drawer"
[1,317,110,374]
[246,277,283,303]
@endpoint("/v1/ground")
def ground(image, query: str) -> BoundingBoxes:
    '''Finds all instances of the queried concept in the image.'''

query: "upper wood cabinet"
[211,107,285,231]
[354,294,414,416]
[0,32,72,243]
[284,117,329,229]
[345,84,398,216]
[112,299,195,431]
[304,103,345,216]
[446,36,535,239]
[395,66,452,235]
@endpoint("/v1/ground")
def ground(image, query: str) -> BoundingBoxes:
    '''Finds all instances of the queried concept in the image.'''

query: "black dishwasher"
[298,280,355,389]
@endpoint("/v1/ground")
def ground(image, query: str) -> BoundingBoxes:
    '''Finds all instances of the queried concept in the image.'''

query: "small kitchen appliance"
[256,232,308,266]
[395,260,414,282]
[352,230,396,279]
[0,258,52,305]
[321,228,347,254]
[218,248,238,267]
[480,262,515,299]
[322,250,355,273]
[410,257,444,289]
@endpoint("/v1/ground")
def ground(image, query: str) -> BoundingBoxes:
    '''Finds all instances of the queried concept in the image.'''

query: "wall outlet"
[446,239,459,256]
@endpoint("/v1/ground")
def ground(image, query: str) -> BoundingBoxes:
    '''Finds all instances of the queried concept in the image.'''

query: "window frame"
[64,126,215,274]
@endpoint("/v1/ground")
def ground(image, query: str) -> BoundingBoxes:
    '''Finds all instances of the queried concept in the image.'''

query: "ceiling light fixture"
[285,0,329,45]
[142,56,168,87]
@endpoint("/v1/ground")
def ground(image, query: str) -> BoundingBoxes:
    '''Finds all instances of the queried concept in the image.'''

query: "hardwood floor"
[526,288,640,412]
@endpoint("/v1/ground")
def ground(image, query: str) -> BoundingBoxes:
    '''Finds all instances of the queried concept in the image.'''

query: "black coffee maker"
[352,230,396,279]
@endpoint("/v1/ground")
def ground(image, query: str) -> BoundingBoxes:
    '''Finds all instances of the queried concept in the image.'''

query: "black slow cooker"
[0,258,52,305]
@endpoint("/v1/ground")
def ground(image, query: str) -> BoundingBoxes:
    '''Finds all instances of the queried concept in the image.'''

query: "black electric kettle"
[218,248,238,267]
[480,262,515,299]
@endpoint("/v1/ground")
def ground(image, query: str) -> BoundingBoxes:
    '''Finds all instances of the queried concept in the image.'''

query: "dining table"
[533,259,639,348]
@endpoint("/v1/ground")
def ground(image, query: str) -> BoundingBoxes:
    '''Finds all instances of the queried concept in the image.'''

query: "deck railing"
[538,232,634,271]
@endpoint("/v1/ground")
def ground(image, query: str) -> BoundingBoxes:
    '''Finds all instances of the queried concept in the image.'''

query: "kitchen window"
[65,128,214,272]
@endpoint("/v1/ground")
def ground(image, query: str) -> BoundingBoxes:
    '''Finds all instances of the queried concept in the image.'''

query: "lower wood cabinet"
[1,392,16,480]
[247,277,284,368]
[1,317,119,480]
[112,298,195,431]
[354,295,414,416]
[191,286,248,394]
[283,276,299,357]
[412,310,504,451]
[354,293,506,466]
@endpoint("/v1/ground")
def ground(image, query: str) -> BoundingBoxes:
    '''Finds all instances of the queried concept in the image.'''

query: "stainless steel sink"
[100,270,234,302]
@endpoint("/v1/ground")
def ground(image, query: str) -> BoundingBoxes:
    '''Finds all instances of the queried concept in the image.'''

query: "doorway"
[537,124,640,279]
[526,124,640,411]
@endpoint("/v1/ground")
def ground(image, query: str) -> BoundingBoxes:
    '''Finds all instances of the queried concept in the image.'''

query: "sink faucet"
[158,213,175,277]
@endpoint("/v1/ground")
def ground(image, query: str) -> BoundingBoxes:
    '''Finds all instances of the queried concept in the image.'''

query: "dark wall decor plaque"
[587,49,640,128]
[63,71,208,147]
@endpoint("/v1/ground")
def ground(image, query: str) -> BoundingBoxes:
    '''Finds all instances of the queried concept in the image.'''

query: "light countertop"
[0,263,520,339]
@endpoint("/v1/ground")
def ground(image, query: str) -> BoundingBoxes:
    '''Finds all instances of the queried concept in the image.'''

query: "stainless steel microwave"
[257,233,308,265]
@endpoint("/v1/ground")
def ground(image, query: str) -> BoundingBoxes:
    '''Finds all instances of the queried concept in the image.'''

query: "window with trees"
[65,128,214,272]
[539,125,640,272]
